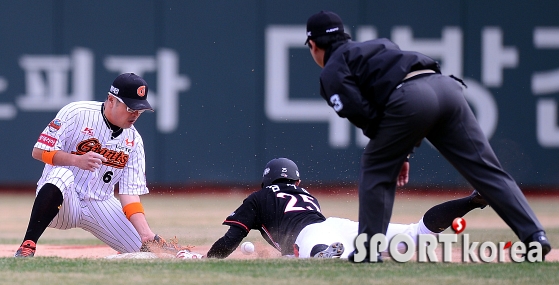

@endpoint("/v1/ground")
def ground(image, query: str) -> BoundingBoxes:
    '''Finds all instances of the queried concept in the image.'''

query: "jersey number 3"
[276,193,321,213]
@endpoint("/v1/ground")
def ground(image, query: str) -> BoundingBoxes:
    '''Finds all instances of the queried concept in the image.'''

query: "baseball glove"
[140,234,194,255]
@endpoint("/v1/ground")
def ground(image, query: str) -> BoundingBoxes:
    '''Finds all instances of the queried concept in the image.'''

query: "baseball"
[240,241,255,255]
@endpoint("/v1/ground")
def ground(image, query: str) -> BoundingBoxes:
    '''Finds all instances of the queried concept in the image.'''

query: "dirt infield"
[0,241,280,260]
[2,244,557,262]
[1,192,557,262]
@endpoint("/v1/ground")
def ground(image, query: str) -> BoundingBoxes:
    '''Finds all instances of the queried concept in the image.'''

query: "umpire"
[304,10,551,262]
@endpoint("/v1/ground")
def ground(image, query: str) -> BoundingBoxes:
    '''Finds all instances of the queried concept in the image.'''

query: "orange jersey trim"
[223,220,249,232]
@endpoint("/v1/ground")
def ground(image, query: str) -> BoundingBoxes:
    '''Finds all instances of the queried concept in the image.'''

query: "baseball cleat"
[469,190,488,209]
[311,242,344,258]
[14,240,36,257]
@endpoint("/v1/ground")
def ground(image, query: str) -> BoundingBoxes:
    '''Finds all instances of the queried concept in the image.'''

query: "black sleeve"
[320,74,375,121]
[206,226,249,259]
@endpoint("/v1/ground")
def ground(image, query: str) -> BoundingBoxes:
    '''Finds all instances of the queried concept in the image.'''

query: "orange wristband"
[123,202,144,220]
[42,150,59,165]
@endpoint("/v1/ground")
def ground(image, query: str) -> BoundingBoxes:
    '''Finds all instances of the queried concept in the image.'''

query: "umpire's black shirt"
[319,38,441,138]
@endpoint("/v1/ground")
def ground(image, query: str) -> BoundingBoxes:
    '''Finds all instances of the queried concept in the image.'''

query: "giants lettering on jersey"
[38,134,57,147]
[71,138,129,169]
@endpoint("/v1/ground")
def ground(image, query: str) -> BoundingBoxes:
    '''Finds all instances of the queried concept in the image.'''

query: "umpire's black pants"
[358,73,544,243]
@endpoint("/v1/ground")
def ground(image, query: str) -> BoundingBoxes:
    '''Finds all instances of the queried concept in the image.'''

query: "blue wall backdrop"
[1,1,558,189]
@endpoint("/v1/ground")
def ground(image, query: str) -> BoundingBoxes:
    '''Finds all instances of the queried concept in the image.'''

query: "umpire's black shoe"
[347,250,383,263]
[524,231,552,261]
[469,190,488,209]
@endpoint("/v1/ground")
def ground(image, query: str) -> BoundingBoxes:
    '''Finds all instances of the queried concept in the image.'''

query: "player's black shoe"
[523,231,552,261]
[469,190,488,209]
[347,250,383,263]
[311,242,344,258]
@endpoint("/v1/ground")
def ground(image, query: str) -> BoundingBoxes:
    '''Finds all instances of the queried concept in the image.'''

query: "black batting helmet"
[261,158,300,188]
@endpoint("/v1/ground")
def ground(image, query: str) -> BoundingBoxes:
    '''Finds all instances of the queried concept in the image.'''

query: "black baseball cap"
[108,73,153,111]
[305,10,345,45]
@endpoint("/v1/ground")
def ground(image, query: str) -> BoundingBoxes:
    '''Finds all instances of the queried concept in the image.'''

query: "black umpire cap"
[305,10,345,45]
[261,158,300,188]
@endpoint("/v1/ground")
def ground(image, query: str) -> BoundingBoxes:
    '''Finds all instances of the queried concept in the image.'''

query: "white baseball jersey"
[34,101,148,253]
[294,217,435,258]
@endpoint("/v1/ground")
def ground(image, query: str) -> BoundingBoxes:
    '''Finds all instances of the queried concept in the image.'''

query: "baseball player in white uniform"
[15,73,161,257]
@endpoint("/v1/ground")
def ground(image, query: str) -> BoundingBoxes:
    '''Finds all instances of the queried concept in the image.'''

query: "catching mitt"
[140,234,194,255]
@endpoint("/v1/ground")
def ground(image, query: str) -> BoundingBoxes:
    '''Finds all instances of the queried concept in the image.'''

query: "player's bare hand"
[397,161,409,187]
[75,151,107,171]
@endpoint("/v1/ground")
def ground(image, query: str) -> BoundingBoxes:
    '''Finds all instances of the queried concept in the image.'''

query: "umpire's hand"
[397,161,409,187]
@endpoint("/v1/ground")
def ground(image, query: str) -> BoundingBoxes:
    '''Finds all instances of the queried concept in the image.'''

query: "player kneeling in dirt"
[206,158,488,259]
[14,73,169,257]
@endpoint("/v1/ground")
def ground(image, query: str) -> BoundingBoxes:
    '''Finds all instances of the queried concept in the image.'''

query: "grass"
[0,192,557,284]
[1,258,558,285]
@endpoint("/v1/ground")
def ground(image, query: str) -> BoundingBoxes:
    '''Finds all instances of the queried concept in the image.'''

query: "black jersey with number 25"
[223,183,326,255]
